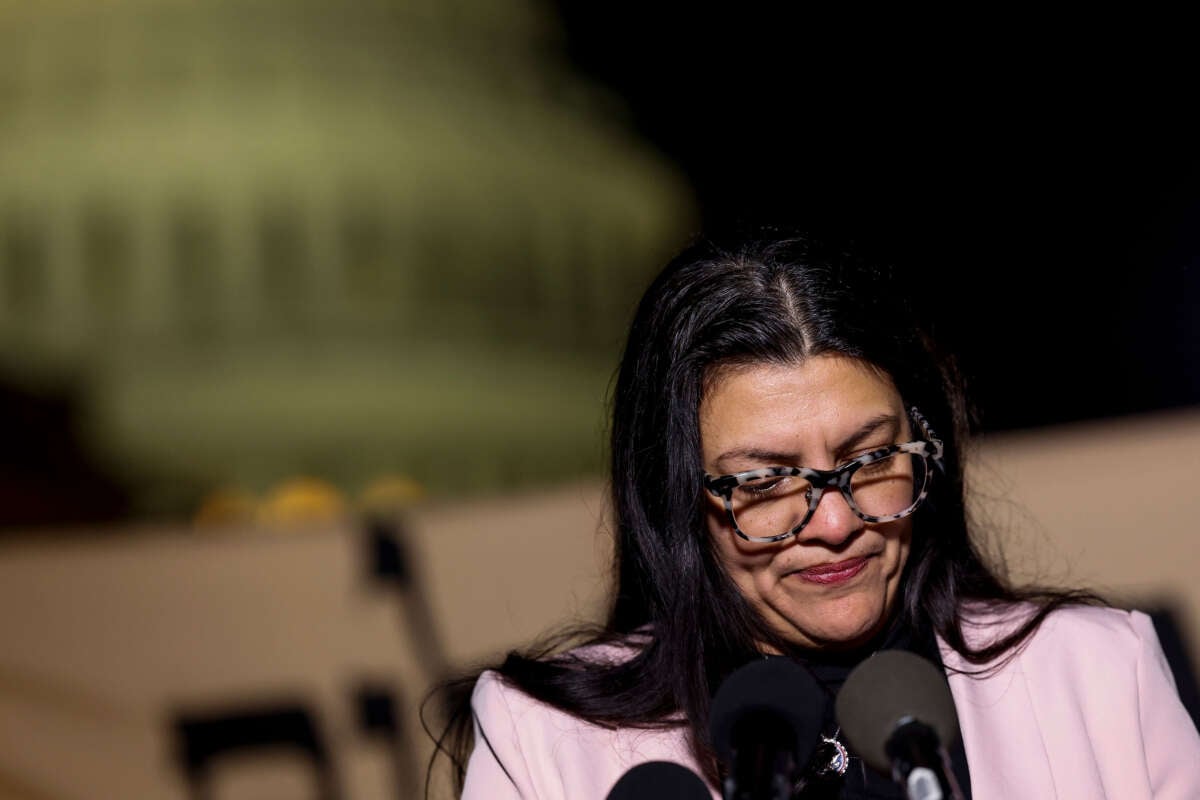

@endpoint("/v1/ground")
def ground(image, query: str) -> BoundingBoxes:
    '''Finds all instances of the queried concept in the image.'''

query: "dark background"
[550,6,1200,433]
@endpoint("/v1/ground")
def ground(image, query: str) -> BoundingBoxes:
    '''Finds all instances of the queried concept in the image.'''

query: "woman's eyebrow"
[712,446,800,471]
[712,413,901,471]
[833,413,901,457]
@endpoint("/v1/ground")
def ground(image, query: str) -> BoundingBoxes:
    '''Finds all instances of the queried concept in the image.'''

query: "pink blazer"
[462,605,1200,799]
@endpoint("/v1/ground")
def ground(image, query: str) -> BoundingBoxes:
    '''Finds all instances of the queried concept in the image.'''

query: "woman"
[427,232,1200,798]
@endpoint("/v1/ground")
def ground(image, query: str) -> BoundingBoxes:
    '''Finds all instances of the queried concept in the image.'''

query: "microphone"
[835,650,965,800]
[606,760,711,799]
[709,657,825,800]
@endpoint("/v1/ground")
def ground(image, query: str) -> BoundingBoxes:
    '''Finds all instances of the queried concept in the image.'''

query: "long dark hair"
[423,231,1100,794]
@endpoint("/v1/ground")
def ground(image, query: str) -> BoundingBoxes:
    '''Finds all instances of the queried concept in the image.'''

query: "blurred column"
[45,197,86,348]
[531,202,573,339]
[131,194,172,335]
[217,195,260,335]
[307,191,344,328]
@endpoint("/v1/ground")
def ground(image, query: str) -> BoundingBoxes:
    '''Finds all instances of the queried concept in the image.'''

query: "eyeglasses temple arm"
[909,406,945,466]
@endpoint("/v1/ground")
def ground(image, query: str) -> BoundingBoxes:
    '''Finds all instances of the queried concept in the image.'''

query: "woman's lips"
[791,556,870,585]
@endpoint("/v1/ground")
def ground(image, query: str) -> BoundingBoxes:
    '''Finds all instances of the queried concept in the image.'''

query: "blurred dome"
[0,0,697,520]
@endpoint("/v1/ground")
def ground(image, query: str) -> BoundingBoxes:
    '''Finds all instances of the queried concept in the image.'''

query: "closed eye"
[736,479,783,498]
[734,475,805,500]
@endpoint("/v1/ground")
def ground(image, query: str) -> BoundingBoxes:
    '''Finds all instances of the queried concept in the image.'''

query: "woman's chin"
[776,595,890,651]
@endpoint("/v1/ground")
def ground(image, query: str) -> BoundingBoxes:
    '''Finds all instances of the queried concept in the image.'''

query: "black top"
[764,618,972,799]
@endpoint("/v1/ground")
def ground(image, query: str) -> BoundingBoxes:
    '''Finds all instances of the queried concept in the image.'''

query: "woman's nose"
[796,486,862,546]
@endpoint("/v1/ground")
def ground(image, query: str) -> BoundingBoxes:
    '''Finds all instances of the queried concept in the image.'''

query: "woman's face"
[700,354,914,651]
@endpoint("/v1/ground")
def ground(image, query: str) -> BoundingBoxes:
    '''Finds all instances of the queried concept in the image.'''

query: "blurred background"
[0,2,1197,798]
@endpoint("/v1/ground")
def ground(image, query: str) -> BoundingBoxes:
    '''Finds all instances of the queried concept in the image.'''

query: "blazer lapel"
[939,637,1058,799]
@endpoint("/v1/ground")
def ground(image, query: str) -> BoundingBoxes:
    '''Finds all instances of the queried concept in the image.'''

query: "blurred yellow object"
[358,473,426,513]
[258,477,347,527]
[192,486,260,528]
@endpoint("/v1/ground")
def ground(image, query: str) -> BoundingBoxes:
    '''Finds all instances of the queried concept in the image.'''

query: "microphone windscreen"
[605,760,710,799]
[709,657,825,767]
[834,649,961,774]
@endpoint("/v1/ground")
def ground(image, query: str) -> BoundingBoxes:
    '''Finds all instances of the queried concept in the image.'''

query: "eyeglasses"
[703,407,944,543]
